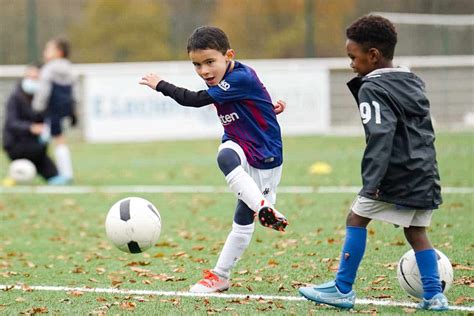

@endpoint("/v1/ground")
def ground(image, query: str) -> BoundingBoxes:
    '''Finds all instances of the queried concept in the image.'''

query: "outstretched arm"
[140,73,214,108]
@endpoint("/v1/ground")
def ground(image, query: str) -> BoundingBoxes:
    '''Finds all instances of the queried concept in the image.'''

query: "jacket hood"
[42,58,74,84]
[362,68,430,117]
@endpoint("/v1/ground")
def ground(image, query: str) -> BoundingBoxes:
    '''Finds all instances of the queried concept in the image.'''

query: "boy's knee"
[346,210,370,227]
[233,200,255,225]
[217,148,241,176]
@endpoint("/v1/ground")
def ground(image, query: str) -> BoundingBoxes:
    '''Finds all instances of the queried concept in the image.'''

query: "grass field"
[0,132,473,314]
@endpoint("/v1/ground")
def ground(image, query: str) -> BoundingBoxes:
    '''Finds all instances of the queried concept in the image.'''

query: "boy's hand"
[273,100,286,115]
[29,123,44,135]
[139,73,162,90]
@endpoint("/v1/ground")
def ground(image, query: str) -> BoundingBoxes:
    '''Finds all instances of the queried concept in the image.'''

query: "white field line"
[1,284,473,311]
[1,185,473,194]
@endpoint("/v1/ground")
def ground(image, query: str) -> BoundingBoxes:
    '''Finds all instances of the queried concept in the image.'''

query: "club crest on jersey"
[218,80,230,91]
[219,112,240,126]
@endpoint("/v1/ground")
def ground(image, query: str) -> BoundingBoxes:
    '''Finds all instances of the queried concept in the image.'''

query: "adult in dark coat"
[2,64,66,184]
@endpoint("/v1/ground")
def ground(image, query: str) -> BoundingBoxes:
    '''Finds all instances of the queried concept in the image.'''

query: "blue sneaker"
[417,293,449,311]
[299,280,355,309]
[47,175,72,186]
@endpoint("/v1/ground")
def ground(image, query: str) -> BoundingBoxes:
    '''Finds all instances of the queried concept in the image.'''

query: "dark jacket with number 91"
[347,67,442,209]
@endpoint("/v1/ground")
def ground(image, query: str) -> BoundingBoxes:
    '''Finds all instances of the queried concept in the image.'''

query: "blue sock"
[415,249,442,300]
[335,226,367,294]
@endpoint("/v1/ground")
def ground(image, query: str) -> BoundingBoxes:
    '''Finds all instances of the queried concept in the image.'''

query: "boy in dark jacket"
[299,15,447,311]
[3,64,67,185]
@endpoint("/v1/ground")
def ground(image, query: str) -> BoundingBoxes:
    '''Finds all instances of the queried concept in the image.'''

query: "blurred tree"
[211,0,305,58]
[69,0,172,62]
[211,0,355,58]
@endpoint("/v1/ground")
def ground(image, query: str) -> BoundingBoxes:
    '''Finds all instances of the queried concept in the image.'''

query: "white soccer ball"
[8,159,37,183]
[105,197,161,253]
[397,249,453,299]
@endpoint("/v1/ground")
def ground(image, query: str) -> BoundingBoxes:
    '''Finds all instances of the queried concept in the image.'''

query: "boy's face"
[345,39,377,76]
[43,41,61,62]
[189,48,234,86]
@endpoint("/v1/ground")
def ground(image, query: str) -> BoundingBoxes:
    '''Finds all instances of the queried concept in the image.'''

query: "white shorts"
[351,195,433,228]
[218,140,282,205]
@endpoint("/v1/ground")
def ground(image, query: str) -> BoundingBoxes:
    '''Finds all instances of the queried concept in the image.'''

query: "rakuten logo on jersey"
[219,112,240,126]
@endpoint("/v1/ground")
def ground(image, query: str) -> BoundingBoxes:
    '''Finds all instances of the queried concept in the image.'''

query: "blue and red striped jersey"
[207,61,282,169]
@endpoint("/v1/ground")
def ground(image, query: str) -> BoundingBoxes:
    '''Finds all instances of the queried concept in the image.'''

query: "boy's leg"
[299,210,370,308]
[217,143,287,231]
[214,200,255,278]
[53,135,74,180]
[335,211,371,293]
[190,201,254,293]
[404,226,447,310]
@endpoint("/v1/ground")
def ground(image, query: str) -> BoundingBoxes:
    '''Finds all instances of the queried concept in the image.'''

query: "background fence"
[1,55,472,143]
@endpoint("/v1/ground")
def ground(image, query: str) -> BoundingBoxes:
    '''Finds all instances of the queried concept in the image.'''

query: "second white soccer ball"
[397,249,453,299]
[105,197,162,253]
[9,159,37,183]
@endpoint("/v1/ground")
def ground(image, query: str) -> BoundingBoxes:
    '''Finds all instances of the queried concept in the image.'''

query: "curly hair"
[187,26,230,55]
[346,15,397,60]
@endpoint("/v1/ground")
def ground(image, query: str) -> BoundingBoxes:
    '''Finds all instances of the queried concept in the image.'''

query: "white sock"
[54,144,73,179]
[225,166,270,212]
[213,222,255,279]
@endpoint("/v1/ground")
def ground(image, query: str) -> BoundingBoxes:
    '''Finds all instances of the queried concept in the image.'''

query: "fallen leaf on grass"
[452,263,474,271]
[402,308,416,313]
[173,267,185,273]
[454,296,474,305]
[228,298,250,305]
[453,275,473,286]
[68,290,84,297]
[267,259,279,266]
[120,301,136,311]
[368,286,392,291]
[159,298,181,306]
[21,284,32,292]
[96,267,106,274]
[382,262,397,271]
[278,284,289,292]
[172,251,188,258]
[369,294,393,299]
[389,240,405,246]
[130,267,150,274]
[2,285,14,291]
[126,261,151,266]
[21,306,48,314]
[290,280,306,288]
[71,266,86,274]
[371,276,386,284]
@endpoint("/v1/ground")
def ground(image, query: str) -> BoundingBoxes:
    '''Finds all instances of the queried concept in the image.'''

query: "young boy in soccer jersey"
[32,38,77,184]
[140,26,288,293]
[299,15,448,311]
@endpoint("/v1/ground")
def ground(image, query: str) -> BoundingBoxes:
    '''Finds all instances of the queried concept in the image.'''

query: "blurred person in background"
[33,38,77,184]
[2,64,69,185]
